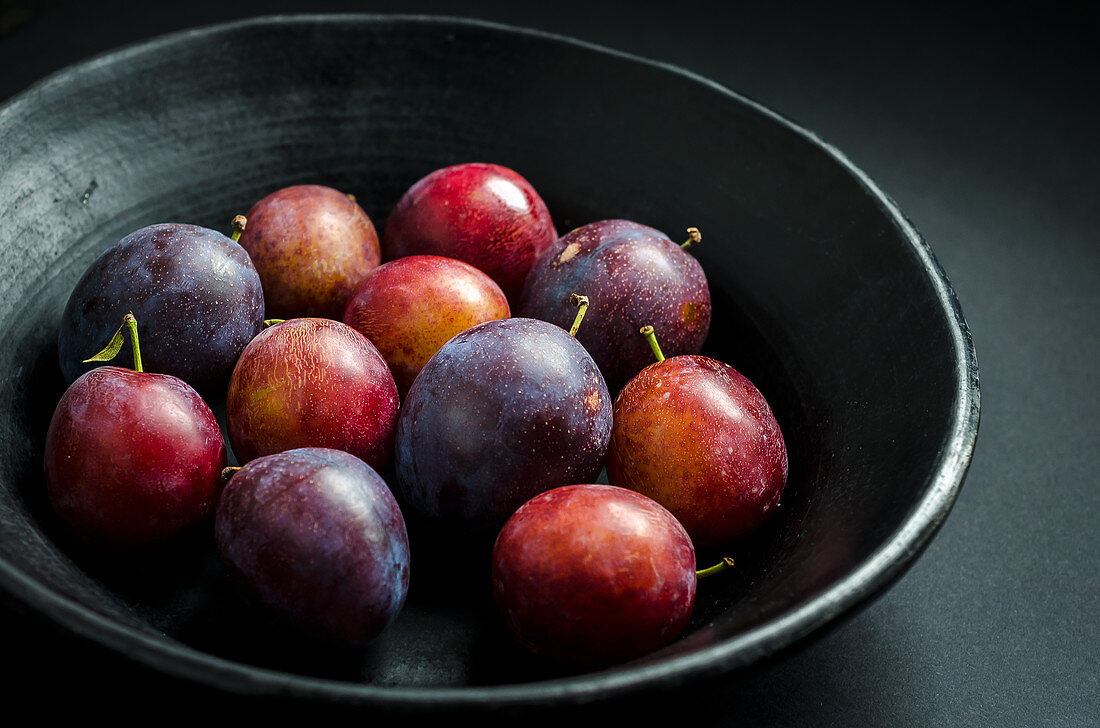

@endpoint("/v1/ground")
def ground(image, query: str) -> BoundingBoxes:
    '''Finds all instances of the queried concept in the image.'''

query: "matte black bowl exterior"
[0,15,979,711]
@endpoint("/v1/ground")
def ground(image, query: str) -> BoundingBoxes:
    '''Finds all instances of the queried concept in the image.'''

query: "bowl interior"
[0,16,974,700]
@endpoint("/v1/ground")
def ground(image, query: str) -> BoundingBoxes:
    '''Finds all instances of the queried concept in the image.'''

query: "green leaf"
[82,322,126,363]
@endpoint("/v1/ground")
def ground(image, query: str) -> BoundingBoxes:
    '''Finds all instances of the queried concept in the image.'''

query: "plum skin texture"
[44,366,227,547]
[343,254,510,395]
[492,484,696,665]
[215,448,410,647]
[394,318,612,529]
[608,355,788,548]
[240,184,380,320]
[381,163,557,303]
[226,318,399,470]
[520,219,711,392]
[58,223,265,392]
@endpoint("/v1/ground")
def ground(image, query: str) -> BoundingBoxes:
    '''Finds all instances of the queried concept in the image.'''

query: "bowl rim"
[0,12,980,710]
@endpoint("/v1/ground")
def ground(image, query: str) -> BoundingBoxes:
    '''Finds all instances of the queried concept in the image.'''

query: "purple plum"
[520,219,711,391]
[58,223,265,392]
[215,447,410,647]
[394,318,612,528]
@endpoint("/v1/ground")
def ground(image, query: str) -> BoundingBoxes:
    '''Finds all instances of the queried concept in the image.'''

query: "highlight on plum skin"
[215,447,410,647]
[491,483,697,666]
[381,163,557,303]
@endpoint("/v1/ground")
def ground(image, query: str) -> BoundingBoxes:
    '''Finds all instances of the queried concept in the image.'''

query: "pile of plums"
[44,163,788,664]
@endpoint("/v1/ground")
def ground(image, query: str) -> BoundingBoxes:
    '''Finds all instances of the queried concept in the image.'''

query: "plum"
[58,222,264,392]
[216,447,409,647]
[607,328,788,548]
[226,318,399,470]
[342,255,510,394]
[381,163,557,303]
[519,219,711,392]
[44,314,227,547]
[492,484,696,665]
[394,318,612,528]
[239,184,380,319]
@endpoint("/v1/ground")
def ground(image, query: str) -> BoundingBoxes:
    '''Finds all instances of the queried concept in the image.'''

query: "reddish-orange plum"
[492,484,696,665]
[381,163,557,302]
[343,255,510,394]
[226,318,399,470]
[44,366,227,547]
[239,185,380,319]
[607,354,788,549]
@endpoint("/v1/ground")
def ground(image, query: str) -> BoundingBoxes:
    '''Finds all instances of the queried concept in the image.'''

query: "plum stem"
[82,311,143,372]
[696,556,735,578]
[124,313,143,373]
[568,294,590,336]
[682,227,702,250]
[221,466,242,480]
[640,325,665,362]
[263,319,286,328]
[230,215,247,242]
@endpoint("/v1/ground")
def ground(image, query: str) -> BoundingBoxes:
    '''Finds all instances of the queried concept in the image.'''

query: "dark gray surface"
[0,1,1095,725]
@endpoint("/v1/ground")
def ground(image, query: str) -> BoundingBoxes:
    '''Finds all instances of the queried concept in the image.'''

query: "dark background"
[1,1,1096,725]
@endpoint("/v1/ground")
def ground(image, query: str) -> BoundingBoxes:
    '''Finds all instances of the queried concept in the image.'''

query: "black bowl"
[0,14,979,712]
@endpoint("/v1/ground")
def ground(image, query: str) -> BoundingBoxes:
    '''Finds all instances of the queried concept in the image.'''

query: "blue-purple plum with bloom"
[394,318,612,529]
[520,219,710,392]
[215,447,410,647]
[58,223,264,391]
